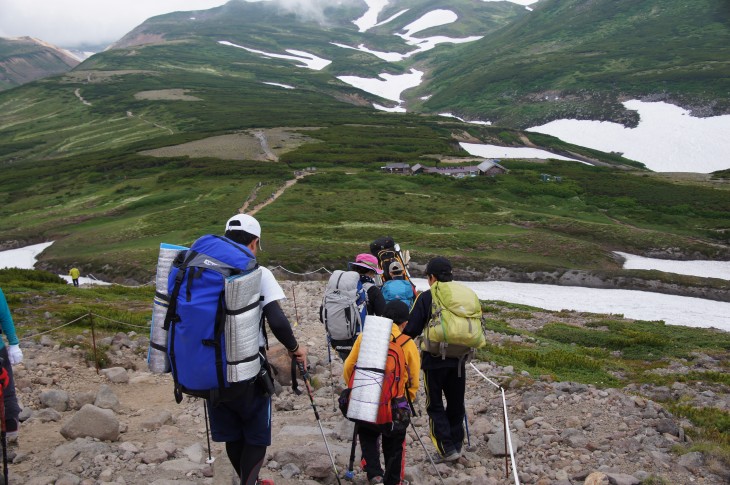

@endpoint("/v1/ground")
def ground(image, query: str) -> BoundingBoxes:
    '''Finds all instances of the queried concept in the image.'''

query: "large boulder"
[60,404,119,441]
[40,389,69,412]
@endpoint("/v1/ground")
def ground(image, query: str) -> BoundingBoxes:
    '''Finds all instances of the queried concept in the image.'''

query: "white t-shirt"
[258,266,286,347]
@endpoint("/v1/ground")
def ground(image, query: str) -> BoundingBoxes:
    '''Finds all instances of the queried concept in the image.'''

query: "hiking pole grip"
[297,362,320,420]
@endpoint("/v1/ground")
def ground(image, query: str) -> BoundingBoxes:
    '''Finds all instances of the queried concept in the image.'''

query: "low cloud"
[0,0,363,48]
[234,0,361,24]
[0,0,228,48]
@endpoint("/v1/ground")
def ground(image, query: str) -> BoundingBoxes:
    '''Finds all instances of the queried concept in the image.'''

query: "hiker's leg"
[239,444,267,485]
[423,367,455,455]
[443,365,466,452]
[0,347,20,434]
[358,424,384,480]
[381,429,406,485]
[208,386,272,481]
[225,439,245,477]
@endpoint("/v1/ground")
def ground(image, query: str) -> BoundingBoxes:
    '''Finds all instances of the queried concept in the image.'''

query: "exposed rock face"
[0,36,79,89]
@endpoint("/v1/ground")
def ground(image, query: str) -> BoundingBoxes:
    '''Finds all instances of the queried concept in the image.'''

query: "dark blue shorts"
[206,384,271,445]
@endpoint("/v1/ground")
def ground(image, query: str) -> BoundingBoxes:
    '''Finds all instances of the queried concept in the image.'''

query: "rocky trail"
[5,280,728,485]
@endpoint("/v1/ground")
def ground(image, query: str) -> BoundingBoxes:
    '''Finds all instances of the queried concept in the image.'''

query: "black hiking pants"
[423,365,466,456]
[358,423,406,485]
[0,346,20,433]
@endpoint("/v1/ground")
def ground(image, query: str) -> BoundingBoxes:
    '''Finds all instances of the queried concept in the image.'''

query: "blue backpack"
[382,279,415,309]
[164,234,261,403]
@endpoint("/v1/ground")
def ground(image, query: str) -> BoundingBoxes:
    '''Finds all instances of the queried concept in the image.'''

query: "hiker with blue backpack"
[381,261,417,309]
[160,214,306,485]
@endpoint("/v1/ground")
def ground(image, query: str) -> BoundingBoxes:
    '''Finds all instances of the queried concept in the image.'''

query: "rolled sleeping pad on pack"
[224,268,263,383]
[346,315,393,423]
[148,243,189,373]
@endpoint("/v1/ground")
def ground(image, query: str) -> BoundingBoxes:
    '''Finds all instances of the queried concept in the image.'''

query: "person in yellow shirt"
[343,300,421,485]
[69,267,80,287]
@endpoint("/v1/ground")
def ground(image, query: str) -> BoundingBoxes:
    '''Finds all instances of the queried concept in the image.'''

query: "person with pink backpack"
[349,253,387,318]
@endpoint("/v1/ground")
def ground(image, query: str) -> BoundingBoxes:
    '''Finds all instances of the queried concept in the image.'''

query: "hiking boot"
[431,449,460,463]
[256,479,275,485]
[369,477,384,484]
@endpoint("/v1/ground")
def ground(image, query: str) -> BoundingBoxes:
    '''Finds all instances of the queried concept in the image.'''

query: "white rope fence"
[270,265,332,276]
[19,311,149,374]
[21,313,90,338]
[470,362,521,485]
[89,312,149,330]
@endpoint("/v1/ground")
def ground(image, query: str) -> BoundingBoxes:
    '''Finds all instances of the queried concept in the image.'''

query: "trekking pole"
[297,362,343,485]
[202,401,216,465]
[0,395,6,485]
[464,413,471,448]
[406,393,445,485]
[326,334,336,411]
[0,360,7,485]
[292,288,300,327]
[344,422,358,481]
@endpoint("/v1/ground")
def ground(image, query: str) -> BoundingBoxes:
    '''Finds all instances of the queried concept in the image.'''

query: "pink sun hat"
[351,253,383,274]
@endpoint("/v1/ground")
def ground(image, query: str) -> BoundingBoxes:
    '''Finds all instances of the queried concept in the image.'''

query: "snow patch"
[0,242,54,270]
[263,82,295,89]
[439,113,491,125]
[373,103,407,113]
[353,0,390,32]
[218,41,331,71]
[337,68,423,103]
[616,252,730,281]
[400,9,457,37]
[412,278,730,331]
[528,100,730,173]
[460,142,585,162]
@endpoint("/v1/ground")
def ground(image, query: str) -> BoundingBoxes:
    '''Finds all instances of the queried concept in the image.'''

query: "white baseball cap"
[225,214,262,249]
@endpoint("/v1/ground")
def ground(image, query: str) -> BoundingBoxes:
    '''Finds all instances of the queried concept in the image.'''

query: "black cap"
[426,256,453,281]
[383,300,410,324]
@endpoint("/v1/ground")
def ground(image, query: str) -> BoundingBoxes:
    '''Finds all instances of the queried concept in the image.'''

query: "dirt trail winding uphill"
[248,172,313,215]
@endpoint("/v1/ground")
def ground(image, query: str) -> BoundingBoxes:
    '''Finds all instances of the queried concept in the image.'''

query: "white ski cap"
[225,214,261,238]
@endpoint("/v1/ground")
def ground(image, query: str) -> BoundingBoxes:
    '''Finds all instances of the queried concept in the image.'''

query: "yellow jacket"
[343,323,421,402]
[69,268,80,279]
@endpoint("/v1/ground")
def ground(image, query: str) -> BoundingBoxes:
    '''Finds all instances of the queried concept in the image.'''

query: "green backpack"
[421,281,485,360]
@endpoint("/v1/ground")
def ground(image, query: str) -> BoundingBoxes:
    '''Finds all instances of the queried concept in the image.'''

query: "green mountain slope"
[419,0,730,127]
[0,0,523,163]
[0,37,79,90]
[1,0,728,282]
